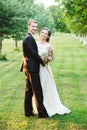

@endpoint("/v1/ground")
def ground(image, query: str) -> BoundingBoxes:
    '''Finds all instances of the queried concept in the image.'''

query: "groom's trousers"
[24,71,48,116]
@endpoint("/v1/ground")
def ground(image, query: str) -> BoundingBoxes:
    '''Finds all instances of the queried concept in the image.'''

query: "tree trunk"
[15,38,18,48]
[0,37,2,54]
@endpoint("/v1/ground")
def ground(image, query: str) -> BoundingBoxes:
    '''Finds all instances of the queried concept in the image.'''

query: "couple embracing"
[20,20,71,118]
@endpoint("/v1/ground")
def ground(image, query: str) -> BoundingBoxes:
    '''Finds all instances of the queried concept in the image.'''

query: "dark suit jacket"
[21,32,44,73]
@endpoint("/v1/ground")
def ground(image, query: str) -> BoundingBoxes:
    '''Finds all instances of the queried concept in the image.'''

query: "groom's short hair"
[28,19,37,26]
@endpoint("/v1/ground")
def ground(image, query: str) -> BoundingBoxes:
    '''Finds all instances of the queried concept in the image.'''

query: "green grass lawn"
[0,33,87,130]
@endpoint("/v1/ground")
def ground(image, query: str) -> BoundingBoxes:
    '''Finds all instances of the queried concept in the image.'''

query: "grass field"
[0,32,87,130]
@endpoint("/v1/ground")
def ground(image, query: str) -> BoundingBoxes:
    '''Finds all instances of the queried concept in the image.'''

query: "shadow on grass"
[0,116,7,130]
[52,110,87,124]
[0,111,87,130]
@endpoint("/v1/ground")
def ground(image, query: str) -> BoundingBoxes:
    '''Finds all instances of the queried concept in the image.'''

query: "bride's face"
[40,29,48,41]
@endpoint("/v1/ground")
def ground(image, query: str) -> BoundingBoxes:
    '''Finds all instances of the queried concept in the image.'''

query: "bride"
[33,27,71,117]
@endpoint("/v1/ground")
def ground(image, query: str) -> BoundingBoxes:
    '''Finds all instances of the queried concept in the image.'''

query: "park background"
[0,0,87,130]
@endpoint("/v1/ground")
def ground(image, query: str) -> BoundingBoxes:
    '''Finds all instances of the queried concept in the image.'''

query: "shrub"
[0,54,7,61]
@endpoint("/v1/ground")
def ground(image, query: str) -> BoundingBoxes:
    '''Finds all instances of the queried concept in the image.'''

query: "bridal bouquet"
[41,48,53,63]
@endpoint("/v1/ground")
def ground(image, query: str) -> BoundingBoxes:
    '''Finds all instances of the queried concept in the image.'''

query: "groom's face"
[28,22,38,35]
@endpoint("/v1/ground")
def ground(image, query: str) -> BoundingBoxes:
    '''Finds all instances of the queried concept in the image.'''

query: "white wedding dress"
[33,42,71,117]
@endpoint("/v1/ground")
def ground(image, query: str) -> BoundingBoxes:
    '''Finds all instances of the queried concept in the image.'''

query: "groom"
[20,20,48,118]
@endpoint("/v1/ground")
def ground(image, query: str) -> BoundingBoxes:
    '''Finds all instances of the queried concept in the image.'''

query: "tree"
[49,5,70,32]
[10,0,34,48]
[0,0,34,51]
[0,0,16,53]
[56,0,87,35]
[29,3,55,32]
[0,0,55,55]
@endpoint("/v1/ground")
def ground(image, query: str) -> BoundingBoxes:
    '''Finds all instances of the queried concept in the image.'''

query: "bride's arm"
[44,46,53,65]
[47,46,54,62]
[48,49,53,61]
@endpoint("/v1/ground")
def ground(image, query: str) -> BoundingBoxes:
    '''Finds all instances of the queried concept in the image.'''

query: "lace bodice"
[37,42,53,56]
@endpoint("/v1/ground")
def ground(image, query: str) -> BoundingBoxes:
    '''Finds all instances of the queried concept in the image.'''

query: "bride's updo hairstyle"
[41,27,51,42]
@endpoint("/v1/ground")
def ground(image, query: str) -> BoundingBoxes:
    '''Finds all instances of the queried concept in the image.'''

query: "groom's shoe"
[39,114,49,118]
[25,113,35,117]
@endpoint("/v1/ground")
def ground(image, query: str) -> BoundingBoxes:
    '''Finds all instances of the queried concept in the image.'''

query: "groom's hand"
[41,61,45,66]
